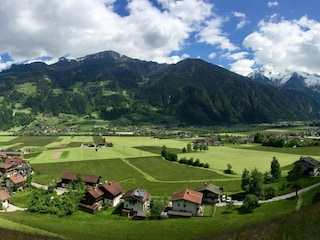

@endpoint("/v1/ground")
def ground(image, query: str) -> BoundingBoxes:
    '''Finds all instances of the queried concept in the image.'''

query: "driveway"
[0,204,27,212]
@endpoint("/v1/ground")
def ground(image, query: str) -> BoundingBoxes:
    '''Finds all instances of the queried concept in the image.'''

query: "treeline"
[254,132,320,148]
[161,145,209,168]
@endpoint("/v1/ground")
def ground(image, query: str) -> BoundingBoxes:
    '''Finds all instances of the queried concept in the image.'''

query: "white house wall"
[124,199,149,212]
[172,200,198,215]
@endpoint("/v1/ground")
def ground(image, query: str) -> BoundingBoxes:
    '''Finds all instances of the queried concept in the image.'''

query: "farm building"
[122,188,150,217]
[169,189,203,217]
[6,174,26,189]
[194,183,221,205]
[99,180,123,207]
[59,172,102,187]
[297,156,319,176]
[0,163,15,177]
[79,186,105,214]
[0,188,11,209]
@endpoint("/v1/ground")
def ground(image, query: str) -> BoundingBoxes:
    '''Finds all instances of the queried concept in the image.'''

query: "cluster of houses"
[0,148,319,218]
[0,150,33,209]
[58,170,222,218]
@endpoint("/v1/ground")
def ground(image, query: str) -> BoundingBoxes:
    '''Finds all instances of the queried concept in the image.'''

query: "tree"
[288,161,302,182]
[149,197,168,219]
[193,143,199,152]
[225,163,233,174]
[161,145,168,158]
[241,168,250,193]
[242,194,259,213]
[263,185,276,199]
[187,143,192,153]
[249,168,263,197]
[270,156,281,181]
[254,132,265,143]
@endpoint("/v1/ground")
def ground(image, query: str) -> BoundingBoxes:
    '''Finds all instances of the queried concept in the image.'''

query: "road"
[2,181,320,211]
[215,181,320,206]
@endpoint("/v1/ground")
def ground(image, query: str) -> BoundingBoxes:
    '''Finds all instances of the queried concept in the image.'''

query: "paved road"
[216,181,320,206]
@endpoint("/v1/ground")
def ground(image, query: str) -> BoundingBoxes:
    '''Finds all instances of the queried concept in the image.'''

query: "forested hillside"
[0,51,319,130]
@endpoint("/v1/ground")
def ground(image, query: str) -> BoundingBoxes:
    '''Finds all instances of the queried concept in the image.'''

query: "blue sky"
[0,0,319,75]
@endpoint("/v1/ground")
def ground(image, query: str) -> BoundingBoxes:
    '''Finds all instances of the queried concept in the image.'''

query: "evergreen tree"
[270,156,281,181]
[249,168,263,197]
[241,168,250,192]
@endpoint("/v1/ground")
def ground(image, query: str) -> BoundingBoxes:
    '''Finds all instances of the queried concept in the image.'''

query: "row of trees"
[240,157,281,212]
[182,143,208,153]
[161,145,210,168]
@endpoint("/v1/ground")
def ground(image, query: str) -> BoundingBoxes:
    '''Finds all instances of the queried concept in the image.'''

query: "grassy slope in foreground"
[2,185,320,240]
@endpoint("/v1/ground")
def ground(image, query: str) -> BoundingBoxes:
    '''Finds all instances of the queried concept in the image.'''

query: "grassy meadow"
[1,135,320,239]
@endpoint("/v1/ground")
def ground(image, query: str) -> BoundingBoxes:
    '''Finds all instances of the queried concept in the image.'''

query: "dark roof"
[194,183,221,195]
[171,189,203,205]
[9,174,26,184]
[83,174,101,184]
[87,187,104,199]
[299,157,320,166]
[0,189,10,201]
[100,181,123,196]
[122,188,150,203]
[0,163,14,169]
[60,172,101,184]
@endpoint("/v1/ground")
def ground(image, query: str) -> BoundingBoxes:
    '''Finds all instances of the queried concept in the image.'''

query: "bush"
[242,194,259,213]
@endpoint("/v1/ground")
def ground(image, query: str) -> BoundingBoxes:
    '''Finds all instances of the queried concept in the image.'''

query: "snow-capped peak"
[248,65,320,87]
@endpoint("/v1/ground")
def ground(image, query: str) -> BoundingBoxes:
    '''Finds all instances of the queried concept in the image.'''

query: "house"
[99,180,123,207]
[79,186,105,214]
[0,151,24,159]
[0,188,11,209]
[6,174,26,189]
[59,172,102,187]
[194,183,221,205]
[297,156,319,176]
[122,188,150,216]
[0,163,15,177]
[5,158,32,177]
[169,189,203,217]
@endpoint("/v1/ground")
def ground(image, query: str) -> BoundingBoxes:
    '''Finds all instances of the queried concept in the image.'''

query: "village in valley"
[0,136,319,220]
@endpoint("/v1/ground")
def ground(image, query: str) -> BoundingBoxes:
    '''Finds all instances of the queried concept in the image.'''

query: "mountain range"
[247,65,320,100]
[0,51,319,129]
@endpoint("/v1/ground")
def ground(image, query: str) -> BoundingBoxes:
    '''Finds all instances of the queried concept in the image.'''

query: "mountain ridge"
[0,50,319,129]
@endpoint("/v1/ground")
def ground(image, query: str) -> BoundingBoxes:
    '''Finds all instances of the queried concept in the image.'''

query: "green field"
[1,135,320,239]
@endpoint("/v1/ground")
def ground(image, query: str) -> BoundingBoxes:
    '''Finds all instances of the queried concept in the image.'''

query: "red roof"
[0,189,10,201]
[100,181,123,196]
[9,174,26,184]
[5,158,24,164]
[171,189,203,205]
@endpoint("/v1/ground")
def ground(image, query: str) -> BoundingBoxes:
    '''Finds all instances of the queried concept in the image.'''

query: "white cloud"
[232,11,249,30]
[243,16,320,74]
[208,52,216,59]
[229,59,255,76]
[267,1,279,7]
[0,0,215,69]
[196,18,238,51]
